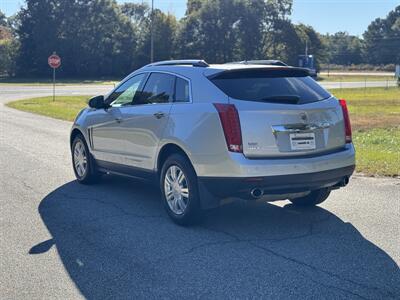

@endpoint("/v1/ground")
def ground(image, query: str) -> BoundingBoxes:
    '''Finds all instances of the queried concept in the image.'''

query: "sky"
[1,0,398,36]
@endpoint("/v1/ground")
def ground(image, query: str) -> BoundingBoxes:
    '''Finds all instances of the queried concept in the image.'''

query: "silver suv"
[70,60,355,225]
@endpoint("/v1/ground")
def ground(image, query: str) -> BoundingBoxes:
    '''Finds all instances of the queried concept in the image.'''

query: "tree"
[322,32,364,65]
[176,0,295,63]
[235,0,267,60]
[0,9,7,26]
[16,0,137,77]
[363,5,400,64]
[121,4,178,67]
[294,24,326,68]
[0,10,18,76]
[265,19,302,65]
[56,0,136,77]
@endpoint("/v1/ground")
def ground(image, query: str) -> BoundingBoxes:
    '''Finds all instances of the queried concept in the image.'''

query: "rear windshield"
[210,69,331,104]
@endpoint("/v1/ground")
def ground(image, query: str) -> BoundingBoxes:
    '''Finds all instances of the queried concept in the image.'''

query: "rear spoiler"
[207,67,311,80]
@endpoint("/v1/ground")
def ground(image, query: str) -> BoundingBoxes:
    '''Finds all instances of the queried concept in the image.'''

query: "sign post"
[48,52,61,101]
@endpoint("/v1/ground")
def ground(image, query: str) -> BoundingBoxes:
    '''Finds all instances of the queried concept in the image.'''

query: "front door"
[90,73,147,165]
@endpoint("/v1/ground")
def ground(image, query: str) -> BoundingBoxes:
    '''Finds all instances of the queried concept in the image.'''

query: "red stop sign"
[48,54,61,69]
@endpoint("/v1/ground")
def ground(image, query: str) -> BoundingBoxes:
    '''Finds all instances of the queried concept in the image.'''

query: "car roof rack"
[228,60,288,66]
[147,59,210,68]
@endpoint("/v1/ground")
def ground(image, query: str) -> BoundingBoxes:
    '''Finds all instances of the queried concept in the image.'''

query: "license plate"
[290,132,316,150]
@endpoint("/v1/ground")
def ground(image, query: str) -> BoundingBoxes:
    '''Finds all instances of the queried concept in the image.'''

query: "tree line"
[0,0,399,78]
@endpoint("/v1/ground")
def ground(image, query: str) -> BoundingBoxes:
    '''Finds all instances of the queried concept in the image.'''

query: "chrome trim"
[149,70,193,104]
[108,70,193,107]
[272,122,331,135]
[146,59,209,68]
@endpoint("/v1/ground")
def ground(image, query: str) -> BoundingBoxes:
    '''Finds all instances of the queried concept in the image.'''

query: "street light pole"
[150,0,154,63]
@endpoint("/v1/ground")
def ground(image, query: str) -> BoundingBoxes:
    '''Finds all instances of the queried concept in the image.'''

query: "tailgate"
[208,67,346,158]
[231,97,346,158]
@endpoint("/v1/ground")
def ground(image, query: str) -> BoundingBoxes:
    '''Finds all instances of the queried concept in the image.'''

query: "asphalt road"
[0,85,399,299]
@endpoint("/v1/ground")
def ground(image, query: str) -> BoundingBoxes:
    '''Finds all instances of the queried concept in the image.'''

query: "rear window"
[210,69,330,104]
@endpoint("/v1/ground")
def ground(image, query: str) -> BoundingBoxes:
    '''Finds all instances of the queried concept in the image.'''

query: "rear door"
[210,68,346,158]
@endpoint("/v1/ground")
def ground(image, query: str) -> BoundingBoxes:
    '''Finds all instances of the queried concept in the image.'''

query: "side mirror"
[88,95,107,109]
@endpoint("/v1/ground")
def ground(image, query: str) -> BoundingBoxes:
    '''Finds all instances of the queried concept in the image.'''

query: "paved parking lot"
[0,86,399,299]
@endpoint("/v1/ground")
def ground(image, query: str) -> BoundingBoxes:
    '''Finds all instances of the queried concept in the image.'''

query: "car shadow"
[34,176,400,299]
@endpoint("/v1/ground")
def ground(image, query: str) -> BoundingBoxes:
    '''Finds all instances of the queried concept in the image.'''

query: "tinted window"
[175,77,190,102]
[107,74,146,106]
[136,73,175,105]
[210,69,330,104]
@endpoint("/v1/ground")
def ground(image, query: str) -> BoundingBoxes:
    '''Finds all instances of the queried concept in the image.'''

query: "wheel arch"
[70,128,85,149]
[157,143,195,176]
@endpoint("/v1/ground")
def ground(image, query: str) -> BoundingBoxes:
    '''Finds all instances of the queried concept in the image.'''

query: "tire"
[71,134,101,184]
[160,154,202,226]
[289,188,331,207]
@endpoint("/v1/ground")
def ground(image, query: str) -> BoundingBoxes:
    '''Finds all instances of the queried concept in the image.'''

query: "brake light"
[339,99,352,143]
[213,103,243,153]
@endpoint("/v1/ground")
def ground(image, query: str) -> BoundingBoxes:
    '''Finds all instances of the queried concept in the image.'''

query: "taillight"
[339,99,352,143]
[213,103,243,153]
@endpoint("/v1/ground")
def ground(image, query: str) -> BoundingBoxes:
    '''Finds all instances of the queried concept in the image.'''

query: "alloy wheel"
[73,140,88,177]
[164,165,190,215]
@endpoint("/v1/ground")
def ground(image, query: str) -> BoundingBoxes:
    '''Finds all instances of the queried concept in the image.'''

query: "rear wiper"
[256,95,300,104]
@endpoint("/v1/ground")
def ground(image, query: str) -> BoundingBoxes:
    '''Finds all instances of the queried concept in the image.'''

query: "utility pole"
[305,39,308,57]
[150,0,154,63]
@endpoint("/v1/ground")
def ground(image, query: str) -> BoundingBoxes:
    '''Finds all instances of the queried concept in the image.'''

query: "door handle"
[115,117,123,123]
[153,112,165,119]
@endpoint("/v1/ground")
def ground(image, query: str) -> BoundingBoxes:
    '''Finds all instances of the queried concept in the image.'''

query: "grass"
[317,75,395,82]
[352,128,399,177]
[6,87,400,176]
[330,87,400,131]
[330,87,400,176]
[6,96,90,121]
[0,77,118,86]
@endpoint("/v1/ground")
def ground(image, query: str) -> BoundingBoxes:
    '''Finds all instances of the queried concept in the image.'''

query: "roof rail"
[147,59,209,68]
[227,60,288,66]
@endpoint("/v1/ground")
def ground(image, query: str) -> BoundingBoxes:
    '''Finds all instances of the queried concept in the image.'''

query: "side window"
[135,73,175,105]
[107,74,146,107]
[174,77,190,103]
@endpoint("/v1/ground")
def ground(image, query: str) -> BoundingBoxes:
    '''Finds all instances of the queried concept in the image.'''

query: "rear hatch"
[209,68,346,158]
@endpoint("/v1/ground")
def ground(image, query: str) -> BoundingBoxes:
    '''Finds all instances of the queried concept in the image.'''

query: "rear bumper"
[193,144,355,178]
[198,165,355,208]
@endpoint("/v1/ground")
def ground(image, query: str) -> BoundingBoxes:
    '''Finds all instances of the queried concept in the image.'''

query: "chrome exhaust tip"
[339,176,350,187]
[335,176,350,188]
[250,188,264,199]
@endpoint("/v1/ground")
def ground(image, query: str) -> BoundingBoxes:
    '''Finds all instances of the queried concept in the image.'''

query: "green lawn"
[331,87,399,176]
[352,128,399,177]
[6,96,90,121]
[317,75,395,82]
[6,87,400,176]
[330,87,400,131]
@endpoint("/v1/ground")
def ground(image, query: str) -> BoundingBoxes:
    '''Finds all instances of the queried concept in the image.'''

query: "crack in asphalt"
[307,276,370,300]
[156,218,396,299]
[38,186,397,299]
[247,238,397,299]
